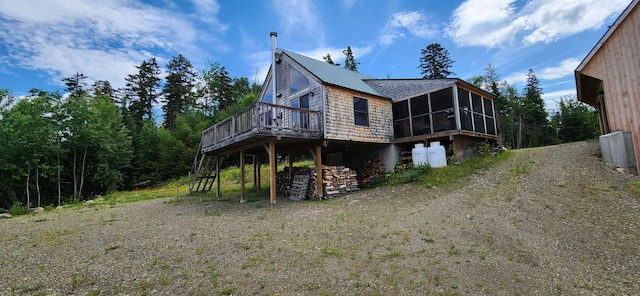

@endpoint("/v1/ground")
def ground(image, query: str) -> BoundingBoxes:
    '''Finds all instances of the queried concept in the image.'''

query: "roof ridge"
[280,49,389,98]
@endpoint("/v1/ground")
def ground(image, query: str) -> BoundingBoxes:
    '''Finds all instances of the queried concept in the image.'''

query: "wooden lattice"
[289,174,309,201]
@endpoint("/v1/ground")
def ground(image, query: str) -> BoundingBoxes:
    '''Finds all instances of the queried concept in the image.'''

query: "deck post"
[257,156,262,190]
[288,153,293,180]
[253,155,258,190]
[240,149,246,202]
[315,145,323,199]
[216,156,221,197]
[269,140,277,204]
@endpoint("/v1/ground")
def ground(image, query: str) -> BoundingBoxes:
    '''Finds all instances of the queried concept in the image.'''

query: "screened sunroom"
[385,81,498,142]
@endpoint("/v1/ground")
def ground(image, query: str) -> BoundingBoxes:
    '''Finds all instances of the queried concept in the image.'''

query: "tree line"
[0,45,599,210]
[419,43,599,149]
[0,55,260,209]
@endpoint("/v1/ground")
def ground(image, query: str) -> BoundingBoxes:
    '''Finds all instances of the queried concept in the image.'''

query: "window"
[262,79,273,104]
[457,88,472,131]
[430,88,456,132]
[410,94,431,136]
[483,97,496,135]
[393,100,410,138]
[290,66,309,94]
[353,97,369,127]
[292,94,310,129]
[260,78,274,126]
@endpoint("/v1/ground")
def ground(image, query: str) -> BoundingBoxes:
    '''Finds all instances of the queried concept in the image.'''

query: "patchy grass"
[87,159,316,207]
[70,151,510,209]
[422,150,514,188]
[371,151,513,189]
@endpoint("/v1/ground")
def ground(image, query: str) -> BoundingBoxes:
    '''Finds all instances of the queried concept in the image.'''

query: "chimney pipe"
[270,32,277,105]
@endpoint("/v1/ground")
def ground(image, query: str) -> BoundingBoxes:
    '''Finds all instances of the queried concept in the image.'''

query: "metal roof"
[281,49,389,98]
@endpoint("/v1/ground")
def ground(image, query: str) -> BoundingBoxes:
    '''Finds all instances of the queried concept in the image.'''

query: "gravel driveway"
[1,140,639,295]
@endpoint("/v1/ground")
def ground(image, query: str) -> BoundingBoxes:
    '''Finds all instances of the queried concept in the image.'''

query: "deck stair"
[189,145,217,193]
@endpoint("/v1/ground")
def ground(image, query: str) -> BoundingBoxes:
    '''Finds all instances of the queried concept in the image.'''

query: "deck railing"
[201,102,322,152]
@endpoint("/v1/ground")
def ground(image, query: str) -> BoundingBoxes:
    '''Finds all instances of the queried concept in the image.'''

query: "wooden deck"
[201,102,322,155]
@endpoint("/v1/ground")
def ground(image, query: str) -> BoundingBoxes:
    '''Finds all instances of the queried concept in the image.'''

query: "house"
[191,33,498,203]
[575,0,639,175]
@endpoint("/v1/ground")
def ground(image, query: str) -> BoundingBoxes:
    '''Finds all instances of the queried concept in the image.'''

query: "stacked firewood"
[322,166,359,198]
[276,167,315,198]
[356,155,387,188]
[275,166,359,200]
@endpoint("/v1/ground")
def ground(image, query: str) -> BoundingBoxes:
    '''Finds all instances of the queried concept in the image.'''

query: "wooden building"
[575,0,640,174]
[191,33,498,203]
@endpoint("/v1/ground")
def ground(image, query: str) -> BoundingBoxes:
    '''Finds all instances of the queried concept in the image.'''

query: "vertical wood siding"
[581,3,640,170]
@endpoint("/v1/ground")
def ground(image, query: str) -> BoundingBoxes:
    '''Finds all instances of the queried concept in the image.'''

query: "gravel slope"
[1,140,639,295]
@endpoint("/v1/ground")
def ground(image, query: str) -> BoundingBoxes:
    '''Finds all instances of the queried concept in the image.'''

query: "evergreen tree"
[323,53,336,65]
[63,72,88,99]
[557,96,599,143]
[125,58,161,126]
[519,69,557,147]
[501,83,520,149]
[419,43,454,79]
[92,80,116,101]
[469,64,520,148]
[343,46,359,72]
[231,77,253,101]
[215,66,233,110]
[198,62,233,115]
[162,54,196,131]
[133,121,161,183]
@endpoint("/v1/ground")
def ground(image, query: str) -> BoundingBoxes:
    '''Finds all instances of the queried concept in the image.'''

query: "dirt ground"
[1,140,639,295]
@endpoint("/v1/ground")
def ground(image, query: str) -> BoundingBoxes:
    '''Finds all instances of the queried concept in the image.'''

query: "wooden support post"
[288,153,293,180]
[253,155,258,190]
[216,156,221,197]
[315,145,323,199]
[240,149,246,202]
[257,156,262,190]
[269,140,277,204]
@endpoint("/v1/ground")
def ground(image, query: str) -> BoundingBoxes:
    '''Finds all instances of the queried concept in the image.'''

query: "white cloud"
[542,89,576,110]
[379,11,437,45]
[504,57,584,85]
[191,0,220,14]
[341,0,358,10]
[520,0,627,44]
[538,58,581,80]
[244,50,272,84]
[448,0,629,48]
[503,71,529,85]
[272,0,324,44]
[447,0,520,47]
[190,0,226,27]
[0,0,223,89]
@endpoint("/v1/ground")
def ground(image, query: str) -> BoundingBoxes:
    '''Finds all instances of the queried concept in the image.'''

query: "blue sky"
[0,0,631,110]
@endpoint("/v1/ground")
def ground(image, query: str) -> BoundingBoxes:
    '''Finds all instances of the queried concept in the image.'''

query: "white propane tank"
[427,141,447,168]
[412,143,428,167]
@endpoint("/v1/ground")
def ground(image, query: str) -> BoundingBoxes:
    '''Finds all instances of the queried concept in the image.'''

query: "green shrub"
[477,140,492,156]
[8,201,31,216]
[379,163,433,185]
